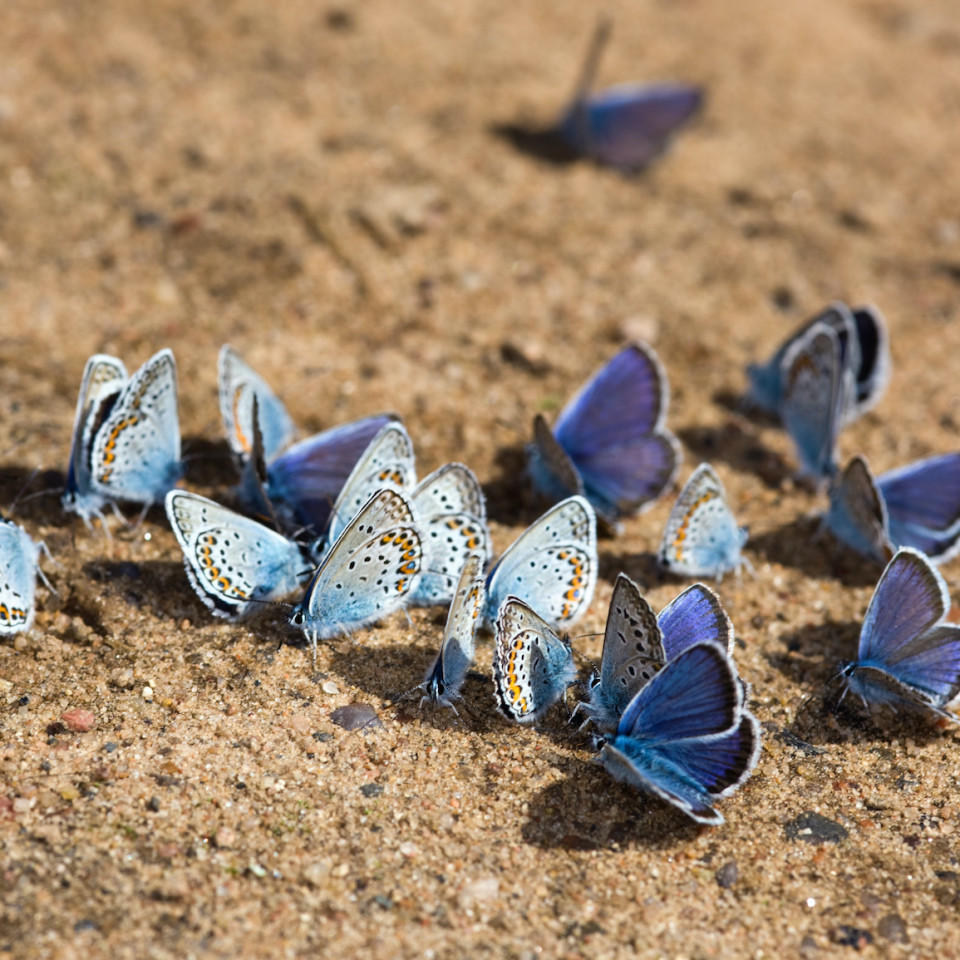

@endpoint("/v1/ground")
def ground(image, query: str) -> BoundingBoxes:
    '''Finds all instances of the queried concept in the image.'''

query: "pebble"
[458,877,500,910]
[715,861,739,889]
[321,680,339,695]
[877,914,908,944]
[62,708,96,733]
[784,811,849,844]
[330,703,381,731]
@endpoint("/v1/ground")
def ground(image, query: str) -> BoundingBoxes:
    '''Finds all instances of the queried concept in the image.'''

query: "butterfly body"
[599,641,760,824]
[659,464,748,580]
[493,597,577,723]
[836,548,960,720]
[528,343,679,529]
[418,554,486,711]
[289,489,423,662]
[64,350,182,525]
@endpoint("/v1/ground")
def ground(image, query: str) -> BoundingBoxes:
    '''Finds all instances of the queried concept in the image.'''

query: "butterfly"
[780,323,846,482]
[316,424,489,607]
[415,553,486,712]
[746,301,890,422]
[658,463,749,580]
[528,343,680,530]
[289,488,423,663]
[218,345,298,467]
[0,519,50,635]
[598,641,760,824]
[493,596,577,723]
[165,490,315,619]
[835,547,960,720]
[582,573,734,732]
[63,349,182,526]
[557,20,702,171]
[484,496,597,630]
[826,454,960,566]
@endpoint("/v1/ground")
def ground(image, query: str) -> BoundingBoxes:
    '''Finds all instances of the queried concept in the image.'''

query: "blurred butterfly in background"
[658,463,750,580]
[0,518,51,635]
[528,342,680,530]
[484,495,597,630]
[165,490,315,619]
[415,553,486,713]
[780,322,847,483]
[826,453,960,566]
[745,301,890,423]
[557,18,703,172]
[834,547,960,720]
[493,596,577,724]
[582,572,734,732]
[64,349,182,527]
[288,488,423,663]
[598,640,760,824]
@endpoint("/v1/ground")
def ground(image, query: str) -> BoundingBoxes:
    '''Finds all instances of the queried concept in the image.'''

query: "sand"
[2,0,960,956]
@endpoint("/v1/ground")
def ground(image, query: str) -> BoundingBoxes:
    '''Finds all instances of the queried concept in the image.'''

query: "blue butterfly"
[835,547,960,720]
[658,463,749,580]
[493,596,577,723]
[557,20,702,171]
[827,454,960,566]
[780,323,847,482]
[583,573,734,732]
[528,343,680,529]
[289,488,423,663]
[219,345,298,467]
[64,350,182,526]
[599,641,760,824]
[0,519,50,635]
[484,496,597,630]
[746,302,890,422]
[416,553,486,712]
[165,490,315,619]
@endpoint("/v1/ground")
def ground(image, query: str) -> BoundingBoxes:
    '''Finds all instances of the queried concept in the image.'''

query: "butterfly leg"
[34,544,59,596]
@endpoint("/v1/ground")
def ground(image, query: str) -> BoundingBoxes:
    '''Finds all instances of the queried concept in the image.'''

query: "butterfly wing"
[88,349,182,506]
[560,84,702,170]
[658,463,745,579]
[421,553,486,707]
[484,496,597,629]
[658,582,734,659]
[528,413,584,505]
[322,422,417,547]
[0,520,40,635]
[409,463,489,606]
[218,345,297,464]
[826,456,892,565]
[850,305,891,416]
[165,491,310,619]
[879,453,960,562]
[291,488,423,648]
[781,325,843,480]
[493,597,576,723]
[64,354,128,513]
[858,548,950,670]
[263,414,399,535]
[552,344,680,518]
[587,573,665,731]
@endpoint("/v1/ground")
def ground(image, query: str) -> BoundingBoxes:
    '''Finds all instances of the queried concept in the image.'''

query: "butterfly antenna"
[11,484,66,510]
[571,15,612,107]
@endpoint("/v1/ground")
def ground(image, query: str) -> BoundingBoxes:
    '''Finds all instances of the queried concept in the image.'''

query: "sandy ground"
[3,0,960,957]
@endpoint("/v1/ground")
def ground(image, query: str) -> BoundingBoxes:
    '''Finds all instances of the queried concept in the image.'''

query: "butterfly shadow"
[82,558,209,622]
[180,435,240,490]
[712,387,782,428]
[490,123,581,168]
[677,423,790,489]
[483,442,547,528]
[597,548,665,590]
[749,518,881,587]
[0,466,70,525]
[520,760,705,851]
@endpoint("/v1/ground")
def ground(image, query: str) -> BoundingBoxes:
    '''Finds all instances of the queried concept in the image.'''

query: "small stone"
[103,742,118,753]
[877,913,908,944]
[215,827,237,849]
[399,842,418,859]
[312,731,333,743]
[288,713,311,734]
[458,876,500,910]
[360,783,384,798]
[59,786,80,801]
[831,926,873,949]
[331,862,350,878]
[142,686,154,701]
[784,811,849,844]
[330,703,381,731]
[321,680,339,695]
[371,894,393,910]
[12,797,33,814]
[62,708,96,733]
[147,796,161,812]
[715,861,738,889]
